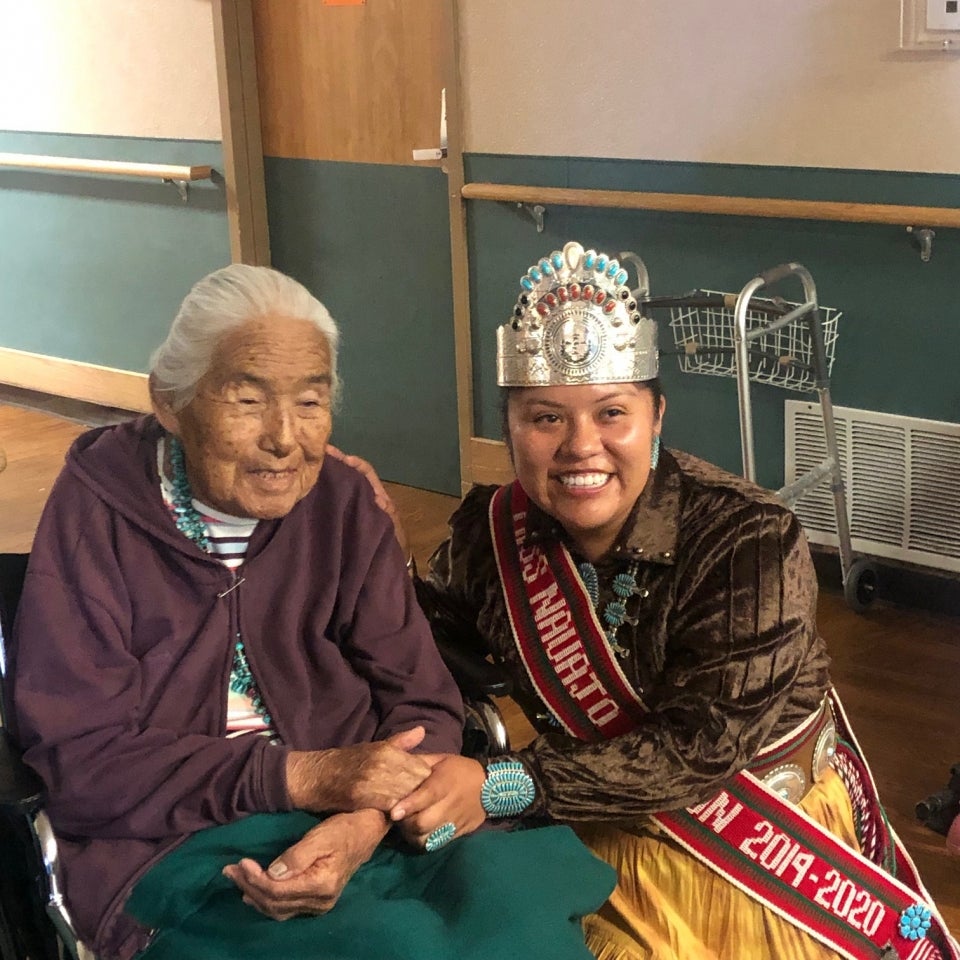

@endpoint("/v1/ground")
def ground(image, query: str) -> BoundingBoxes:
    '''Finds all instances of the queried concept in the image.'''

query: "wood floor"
[1,403,957,935]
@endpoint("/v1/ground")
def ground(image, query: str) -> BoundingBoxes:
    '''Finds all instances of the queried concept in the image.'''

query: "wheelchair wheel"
[0,895,18,960]
[462,697,510,759]
[0,811,63,960]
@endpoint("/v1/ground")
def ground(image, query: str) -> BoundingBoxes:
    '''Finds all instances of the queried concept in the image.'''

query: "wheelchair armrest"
[435,636,512,700]
[0,729,45,813]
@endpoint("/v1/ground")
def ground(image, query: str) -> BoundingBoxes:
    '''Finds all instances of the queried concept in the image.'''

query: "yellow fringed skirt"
[577,768,860,960]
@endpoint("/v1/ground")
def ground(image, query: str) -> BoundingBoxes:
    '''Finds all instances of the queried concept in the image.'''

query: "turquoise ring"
[424,821,456,852]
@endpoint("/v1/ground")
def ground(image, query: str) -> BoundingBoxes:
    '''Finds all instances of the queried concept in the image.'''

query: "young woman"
[372,241,957,960]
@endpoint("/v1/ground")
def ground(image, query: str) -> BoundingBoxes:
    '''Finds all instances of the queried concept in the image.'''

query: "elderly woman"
[361,242,957,960]
[9,264,614,960]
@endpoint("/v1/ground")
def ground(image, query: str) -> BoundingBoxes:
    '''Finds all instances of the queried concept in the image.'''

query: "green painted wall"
[8,139,958,500]
[264,158,461,495]
[466,155,960,490]
[0,131,229,372]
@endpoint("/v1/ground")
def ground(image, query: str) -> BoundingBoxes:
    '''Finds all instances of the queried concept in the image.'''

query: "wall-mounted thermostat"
[901,0,960,51]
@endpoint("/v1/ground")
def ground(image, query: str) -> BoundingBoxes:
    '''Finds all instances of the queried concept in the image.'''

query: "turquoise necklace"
[169,437,210,552]
[167,436,273,727]
[578,560,640,659]
[228,641,272,728]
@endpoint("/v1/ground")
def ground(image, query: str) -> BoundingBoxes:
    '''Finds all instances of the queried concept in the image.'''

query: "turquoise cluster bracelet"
[480,760,536,818]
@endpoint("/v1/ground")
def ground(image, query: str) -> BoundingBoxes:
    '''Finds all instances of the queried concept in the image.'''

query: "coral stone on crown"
[497,240,658,387]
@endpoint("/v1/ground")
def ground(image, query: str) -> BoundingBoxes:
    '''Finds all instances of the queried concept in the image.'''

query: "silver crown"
[497,240,658,387]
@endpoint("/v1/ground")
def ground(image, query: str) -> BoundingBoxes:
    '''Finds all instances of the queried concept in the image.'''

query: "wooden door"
[253,0,447,165]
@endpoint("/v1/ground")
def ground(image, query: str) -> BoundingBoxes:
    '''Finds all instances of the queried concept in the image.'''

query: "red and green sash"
[489,484,648,740]
[490,481,958,960]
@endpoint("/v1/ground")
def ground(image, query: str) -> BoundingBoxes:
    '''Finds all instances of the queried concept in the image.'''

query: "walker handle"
[758,262,803,289]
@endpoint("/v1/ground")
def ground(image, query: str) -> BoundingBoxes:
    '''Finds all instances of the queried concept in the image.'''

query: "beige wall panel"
[459,0,960,174]
[254,0,446,164]
[0,0,220,140]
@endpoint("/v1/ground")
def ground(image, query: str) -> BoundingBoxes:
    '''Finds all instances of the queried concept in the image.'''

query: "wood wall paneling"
[467,437,512,491]
[438,0,476,494]
[253,0,447,164]
[0,349,150,414]
[213,0,271,264]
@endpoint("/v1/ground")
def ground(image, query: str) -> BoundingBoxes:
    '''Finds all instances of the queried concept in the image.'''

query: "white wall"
[459,0,960,173]
[0,0,220,140]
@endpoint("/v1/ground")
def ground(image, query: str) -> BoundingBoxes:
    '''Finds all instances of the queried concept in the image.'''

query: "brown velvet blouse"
[415,447,832,823]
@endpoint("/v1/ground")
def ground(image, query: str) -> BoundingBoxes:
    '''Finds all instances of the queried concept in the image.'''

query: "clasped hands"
[222,726,486,920]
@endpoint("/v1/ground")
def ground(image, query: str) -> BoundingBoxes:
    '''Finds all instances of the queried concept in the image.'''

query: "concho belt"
[749,698,837,804]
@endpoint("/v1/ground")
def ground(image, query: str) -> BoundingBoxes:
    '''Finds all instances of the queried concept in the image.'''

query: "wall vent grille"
[784,401,960,574]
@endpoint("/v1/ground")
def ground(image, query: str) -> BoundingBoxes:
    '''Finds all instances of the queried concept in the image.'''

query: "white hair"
[149,263,340,411]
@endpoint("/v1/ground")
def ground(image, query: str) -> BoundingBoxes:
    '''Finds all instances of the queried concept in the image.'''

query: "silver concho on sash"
[763,763,807,804]
[812,719,838,782]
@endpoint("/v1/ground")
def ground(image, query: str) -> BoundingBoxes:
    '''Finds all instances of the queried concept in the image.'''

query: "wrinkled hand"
[325,444,409,556]
[286,727,433,814]
[222,810,387,920]
[390,755,487,849]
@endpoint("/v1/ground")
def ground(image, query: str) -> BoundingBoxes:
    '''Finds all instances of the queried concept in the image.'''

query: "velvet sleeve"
[514,502,824,821]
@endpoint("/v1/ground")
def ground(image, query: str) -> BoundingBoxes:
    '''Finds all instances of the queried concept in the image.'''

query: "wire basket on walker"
[642,263,876,611]
[666,291,841,393]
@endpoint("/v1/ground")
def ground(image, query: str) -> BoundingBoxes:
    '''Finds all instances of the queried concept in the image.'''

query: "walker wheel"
[843,558,878,613]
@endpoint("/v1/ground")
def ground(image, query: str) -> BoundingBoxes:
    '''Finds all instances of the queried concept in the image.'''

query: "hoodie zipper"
[220,568,279,740]
[223,569,243,731]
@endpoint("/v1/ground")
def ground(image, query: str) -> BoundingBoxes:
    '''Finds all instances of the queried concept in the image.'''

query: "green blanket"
[126,813,615,960]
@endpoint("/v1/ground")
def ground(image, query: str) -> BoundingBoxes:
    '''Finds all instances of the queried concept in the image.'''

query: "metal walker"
[641,260,877,611]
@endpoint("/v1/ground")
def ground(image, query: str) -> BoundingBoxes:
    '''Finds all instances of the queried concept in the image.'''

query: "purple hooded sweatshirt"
[11,416,464,959]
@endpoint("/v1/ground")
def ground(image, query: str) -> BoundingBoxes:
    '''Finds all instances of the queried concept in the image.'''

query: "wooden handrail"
[461,181,960,229]
[0,153,213,182]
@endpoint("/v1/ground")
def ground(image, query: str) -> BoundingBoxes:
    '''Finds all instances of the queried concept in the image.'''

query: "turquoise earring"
[651,435,661,470]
